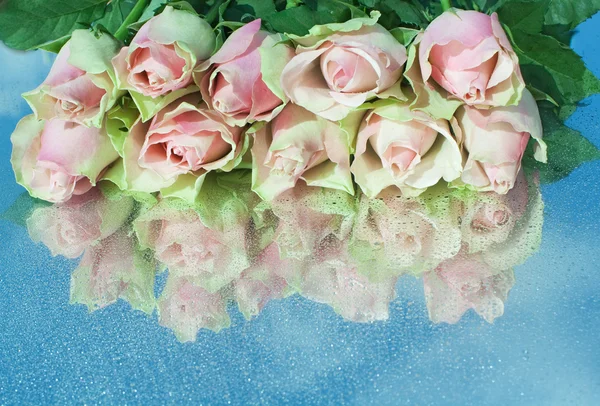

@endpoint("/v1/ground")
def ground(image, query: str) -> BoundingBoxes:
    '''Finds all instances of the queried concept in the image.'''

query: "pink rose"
[119,95,247,194]
[250,103,358,200]
[23,30,122,127]
[157,276,231,342]
[423,251,515,324]
[281,16,407,120]
[26,188,134,258]
[195,19,293,126]
[10,116,119,203]
[70,230,156,314]
[351,103,462,198]
[420,10,524,106]
[299,236,398,323]
[134,201,250,292]
[458,171,529,253]
[234,243,290,320]
[453,89,547,194]
[112,6,215,98]
[139,95,245,180]
[350,189,461,277]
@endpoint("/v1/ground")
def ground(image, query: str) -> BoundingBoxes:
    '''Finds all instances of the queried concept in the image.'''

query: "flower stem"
[205,0,226,26]
[441,0,452,11]
[114,0,150,41]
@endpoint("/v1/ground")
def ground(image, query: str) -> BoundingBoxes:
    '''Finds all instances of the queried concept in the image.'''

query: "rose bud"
[118,95,247,198]
[195,19,294,126]
[11,116,119,203]
[157,276,231,342]
[70,230,156,314]
[112,6,215,115]
[420,10,524,107]
[452,89,547,194]
[26,188,134,258]
[351,102,462,198]
[423,251,515,324]
[281,13,407,120]
[23,30,122,128]
[134,201,250,293]
[250,103,359,201]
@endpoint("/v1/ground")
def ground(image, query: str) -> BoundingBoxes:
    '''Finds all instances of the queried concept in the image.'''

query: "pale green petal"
[302,160,355,195]
[146,6,215,61]
[351,146,396,198]
[130,85,199,122]
[68,29,121,75]
[105,98,141,156]
[259,33,294,102]
[10,116,44,196]
[160,173,207,204]
[288,11,381,46]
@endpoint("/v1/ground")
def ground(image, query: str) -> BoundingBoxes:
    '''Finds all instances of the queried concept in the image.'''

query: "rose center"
[320,46,380,93]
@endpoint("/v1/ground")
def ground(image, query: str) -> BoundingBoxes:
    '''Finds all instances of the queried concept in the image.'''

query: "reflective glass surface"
[1,15,599,405]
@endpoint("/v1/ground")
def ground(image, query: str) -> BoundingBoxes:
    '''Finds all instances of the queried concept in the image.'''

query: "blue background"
[1,15,599,405]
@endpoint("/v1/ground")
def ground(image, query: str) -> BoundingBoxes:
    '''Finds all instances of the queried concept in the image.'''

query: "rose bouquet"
[0,0,598,341]
[2,0,598,205]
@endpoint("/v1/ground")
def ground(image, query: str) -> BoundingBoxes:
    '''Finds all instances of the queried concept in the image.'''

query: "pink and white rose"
[351,102,462,198]
[453,89,547,194]
[281,13,407,120]
[112,6,215,105]
[195,19,293,126]
[117,95,247,198]
[23,30,122,128]
[10,116,119,203]
[250,103,359,201]
[420,10,524,107]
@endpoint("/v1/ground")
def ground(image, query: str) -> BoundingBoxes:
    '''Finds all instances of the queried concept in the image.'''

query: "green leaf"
[1,193,51,228]
[94,0,138,33]
[265,3,352,35]
[523,106,600,183]
[382,0,425,26]
[0,0,108,50]
[496,0,549,34]
[138,0,169,21]
[545,0,600,29]
[234,0,277,18]
[389,26,420,47]
[514,31,600,105]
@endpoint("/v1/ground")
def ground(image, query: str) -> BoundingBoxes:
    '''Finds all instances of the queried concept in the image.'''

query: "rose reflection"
[22,171,543,342]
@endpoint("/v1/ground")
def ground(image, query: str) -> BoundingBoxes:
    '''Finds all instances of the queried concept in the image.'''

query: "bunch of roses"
[10,6,548,204]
